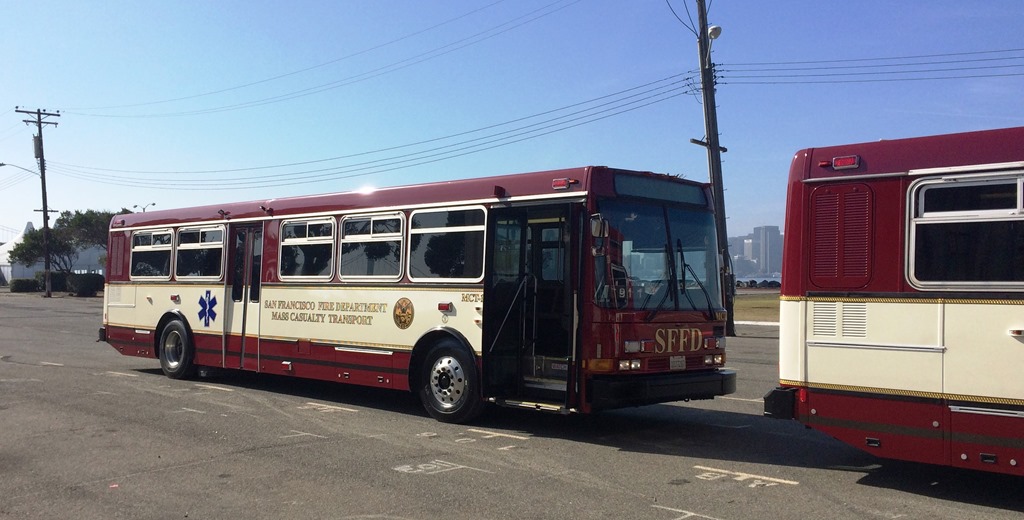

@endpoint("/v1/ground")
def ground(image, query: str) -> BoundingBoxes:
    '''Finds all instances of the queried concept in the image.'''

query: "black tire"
[418,339,485,423]
[159,320,196,379]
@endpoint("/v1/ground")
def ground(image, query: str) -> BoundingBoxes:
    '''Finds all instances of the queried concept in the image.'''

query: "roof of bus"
[792,125,1024,181]
[112,165,697,228]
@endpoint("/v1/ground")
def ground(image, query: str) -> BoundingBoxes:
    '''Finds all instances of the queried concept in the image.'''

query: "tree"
[8,226,79,273]
[7,208,121,274]
[56,209,121,251]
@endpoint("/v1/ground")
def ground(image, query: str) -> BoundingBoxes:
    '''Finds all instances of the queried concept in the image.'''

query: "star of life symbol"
[198,290,218,327]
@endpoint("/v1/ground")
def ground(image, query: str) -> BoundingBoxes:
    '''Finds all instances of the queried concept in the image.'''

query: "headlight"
[704,354,725,366]
[618,359,642,370]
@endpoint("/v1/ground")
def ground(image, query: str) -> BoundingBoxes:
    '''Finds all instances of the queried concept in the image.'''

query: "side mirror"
[590,214,608,256]
[590,214,608,238]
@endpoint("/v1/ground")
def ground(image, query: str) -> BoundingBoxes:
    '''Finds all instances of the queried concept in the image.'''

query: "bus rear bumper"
[589,369,737,410]
[763,387,798,420]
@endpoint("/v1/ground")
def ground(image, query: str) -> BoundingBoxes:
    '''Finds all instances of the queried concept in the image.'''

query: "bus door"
[484,205,575,407]
[225,224,263,371]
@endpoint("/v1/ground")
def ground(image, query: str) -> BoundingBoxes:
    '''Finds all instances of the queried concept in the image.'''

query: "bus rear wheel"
[419,340,484,423]
[159,320,196,379]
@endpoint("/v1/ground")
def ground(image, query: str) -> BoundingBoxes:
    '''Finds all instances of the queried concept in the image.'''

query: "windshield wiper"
[678,238,716,320]
[644,242,677,322]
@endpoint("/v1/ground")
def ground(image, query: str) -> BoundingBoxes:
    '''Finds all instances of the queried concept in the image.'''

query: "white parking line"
[103,371,138,378]
[652,505,724,520]
[693,465,799,485]
[281,430,327,439]
[194,383,234,392]
[466,428,529,440]
[719,396,762,403]
[298,402,358,413]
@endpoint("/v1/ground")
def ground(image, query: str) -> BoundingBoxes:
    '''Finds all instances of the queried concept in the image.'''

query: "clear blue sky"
[2,0,1023,244]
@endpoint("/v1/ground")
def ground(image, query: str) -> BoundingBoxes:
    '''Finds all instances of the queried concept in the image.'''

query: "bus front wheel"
[419,340,484,423]
[159,320,196,379]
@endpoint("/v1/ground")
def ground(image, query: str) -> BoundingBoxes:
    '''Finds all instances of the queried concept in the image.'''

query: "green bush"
[68,273,105,297]
[10,278,40,292]
[35,271,68,292]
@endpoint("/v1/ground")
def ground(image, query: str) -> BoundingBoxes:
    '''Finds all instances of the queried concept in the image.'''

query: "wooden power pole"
[16,107,60,298]
[691,0,735,336]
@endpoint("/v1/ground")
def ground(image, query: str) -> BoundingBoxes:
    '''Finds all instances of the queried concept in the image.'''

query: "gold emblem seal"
[393,297,414,330]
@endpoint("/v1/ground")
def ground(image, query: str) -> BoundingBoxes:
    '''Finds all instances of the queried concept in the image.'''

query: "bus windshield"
[595,198,722,312]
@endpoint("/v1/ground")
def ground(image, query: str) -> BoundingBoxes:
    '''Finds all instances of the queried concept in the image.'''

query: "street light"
[0,162,40,176]
[133,202,156,212]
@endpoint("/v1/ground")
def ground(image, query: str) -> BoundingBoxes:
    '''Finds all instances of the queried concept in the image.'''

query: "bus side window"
[279,218,335,280]
[176,227,224,279]
[340,214,403,280]
[408,207,486,282]
[130,230,172,279]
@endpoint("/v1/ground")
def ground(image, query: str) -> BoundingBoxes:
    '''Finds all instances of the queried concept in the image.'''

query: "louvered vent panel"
[809,184,873,289]
[841,302,868,338]
[842,191,871,278]
[812,302,838,337]
[811,192,840,279]
[110,235,125,277]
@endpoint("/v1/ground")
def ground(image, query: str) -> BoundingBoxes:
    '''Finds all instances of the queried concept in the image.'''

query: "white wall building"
[0,222,104,285]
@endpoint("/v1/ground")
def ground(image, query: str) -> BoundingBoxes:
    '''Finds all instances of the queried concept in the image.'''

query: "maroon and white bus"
[764,126,1024,475]
[100,166,735,422]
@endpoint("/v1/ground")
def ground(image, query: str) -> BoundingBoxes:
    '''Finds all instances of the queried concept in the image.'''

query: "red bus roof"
[792,126,1024,181]
[112,166,696,228]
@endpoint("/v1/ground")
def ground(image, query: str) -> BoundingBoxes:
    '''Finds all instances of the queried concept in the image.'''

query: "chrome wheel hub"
[429,355,466,409]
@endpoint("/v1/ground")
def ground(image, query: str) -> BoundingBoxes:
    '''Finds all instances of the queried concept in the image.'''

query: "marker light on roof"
[552,178,579,190]
[832,155,859,170]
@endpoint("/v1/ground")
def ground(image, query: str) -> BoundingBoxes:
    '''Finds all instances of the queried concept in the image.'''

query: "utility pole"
[16,107,60,298]
[691,0,735,336]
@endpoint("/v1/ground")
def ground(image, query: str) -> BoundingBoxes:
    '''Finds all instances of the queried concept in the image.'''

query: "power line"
[63,1,509,112]
[49,73,695,177]
[63,0,582,118]
[723,71,1024,85]
[0,124,30,144]
[724,63,1024,80]
[721,54,1024,73]
[664,0,698,36]
[0,170,36,191]
[724,48,1024,67]
[47,45,1024,188]
[47,79,697,191]
[719,48,1024,85]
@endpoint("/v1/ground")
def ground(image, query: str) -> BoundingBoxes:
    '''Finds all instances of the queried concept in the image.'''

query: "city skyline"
[730,225,782,278]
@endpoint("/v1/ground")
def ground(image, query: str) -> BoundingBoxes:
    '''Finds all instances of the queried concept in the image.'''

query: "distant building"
[752,225,783,275]
[0,222,105,285]
[729,225,782,278]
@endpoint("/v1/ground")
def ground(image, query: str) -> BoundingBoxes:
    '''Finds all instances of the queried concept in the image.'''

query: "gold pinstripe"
[781,295,1024,305]
[110,282,482,293]
[779,379,1024,407]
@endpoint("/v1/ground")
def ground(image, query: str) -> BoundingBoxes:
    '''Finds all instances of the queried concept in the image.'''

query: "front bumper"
[589,369,737,410]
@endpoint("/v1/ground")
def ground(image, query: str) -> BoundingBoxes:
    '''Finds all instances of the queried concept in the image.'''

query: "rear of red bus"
[764,126,1024,475]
